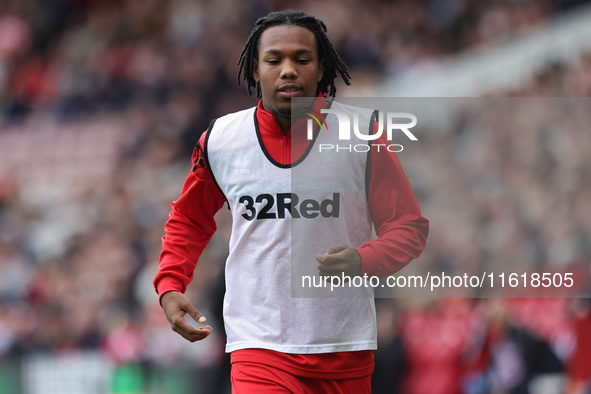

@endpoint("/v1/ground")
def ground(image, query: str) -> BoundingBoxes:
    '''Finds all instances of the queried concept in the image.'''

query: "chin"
[277,106,292,116]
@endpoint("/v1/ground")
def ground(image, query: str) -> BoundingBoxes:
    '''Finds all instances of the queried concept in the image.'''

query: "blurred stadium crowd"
[1,0,591,393]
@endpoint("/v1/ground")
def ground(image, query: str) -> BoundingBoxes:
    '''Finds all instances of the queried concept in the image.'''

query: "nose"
[280,59,297,79]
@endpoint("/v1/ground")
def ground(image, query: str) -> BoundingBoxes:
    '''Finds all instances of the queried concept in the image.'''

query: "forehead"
[258,25,318,56]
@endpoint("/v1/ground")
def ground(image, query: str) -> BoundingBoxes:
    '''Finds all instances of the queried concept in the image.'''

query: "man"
[153,9,428,393]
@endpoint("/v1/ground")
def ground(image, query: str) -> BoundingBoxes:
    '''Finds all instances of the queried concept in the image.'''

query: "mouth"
[277,83,303,97]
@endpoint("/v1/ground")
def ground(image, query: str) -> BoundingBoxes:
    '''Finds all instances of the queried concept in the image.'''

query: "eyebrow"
[263,49,314,55]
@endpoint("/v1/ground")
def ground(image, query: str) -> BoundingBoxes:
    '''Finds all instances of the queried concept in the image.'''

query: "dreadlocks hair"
[237,10,351,98]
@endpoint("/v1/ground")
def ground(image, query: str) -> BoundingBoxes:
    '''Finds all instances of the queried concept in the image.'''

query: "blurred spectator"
[462,299,564,394]
[567,299,591,394]
[372,299,407,394]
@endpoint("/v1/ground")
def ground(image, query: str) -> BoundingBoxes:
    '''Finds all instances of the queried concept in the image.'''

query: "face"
[253,25,324,128]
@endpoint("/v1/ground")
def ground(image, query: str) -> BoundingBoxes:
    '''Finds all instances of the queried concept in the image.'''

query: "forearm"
[355,131,429,278]
[155,204,218,299]
[357,214,429,277]
[153,133,226,303]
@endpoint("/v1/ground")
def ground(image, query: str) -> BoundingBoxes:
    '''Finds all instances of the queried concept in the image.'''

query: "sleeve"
[355,122,429,278]
[153,129,226,304]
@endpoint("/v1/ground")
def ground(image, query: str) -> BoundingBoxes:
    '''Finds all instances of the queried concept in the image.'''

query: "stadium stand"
[1,0,590,393]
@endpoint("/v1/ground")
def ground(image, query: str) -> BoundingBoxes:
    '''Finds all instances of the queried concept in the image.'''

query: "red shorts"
[231,361,372,394]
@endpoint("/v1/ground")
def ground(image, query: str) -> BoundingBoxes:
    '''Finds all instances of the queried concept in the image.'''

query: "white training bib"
[206,102,377,353]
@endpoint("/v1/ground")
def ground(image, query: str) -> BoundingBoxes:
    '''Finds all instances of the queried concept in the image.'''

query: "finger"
[316,253,328,264]
[187,326,213,342]
[184,304,207,324]
[318,262,347,275]
[317,252,342,266]
[171,316,212,342]
[326,244,348,255]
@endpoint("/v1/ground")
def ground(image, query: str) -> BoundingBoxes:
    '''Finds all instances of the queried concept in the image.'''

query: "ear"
[253,59,260,83]
[317,58,324,82]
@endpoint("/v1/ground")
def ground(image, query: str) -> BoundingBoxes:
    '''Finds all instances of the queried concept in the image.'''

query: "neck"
[261,101,292,132]
[275,114,291,132]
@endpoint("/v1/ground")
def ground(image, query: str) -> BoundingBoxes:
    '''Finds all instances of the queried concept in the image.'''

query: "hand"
[160,291,212,342]
[316,244,362,279]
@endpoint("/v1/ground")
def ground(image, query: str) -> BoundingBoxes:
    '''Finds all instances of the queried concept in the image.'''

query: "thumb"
[326,244,348,255]
[185,303,206,324]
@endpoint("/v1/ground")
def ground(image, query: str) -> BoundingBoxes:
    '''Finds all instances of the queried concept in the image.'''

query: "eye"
[297,58,311,64]
[266,59,280,65]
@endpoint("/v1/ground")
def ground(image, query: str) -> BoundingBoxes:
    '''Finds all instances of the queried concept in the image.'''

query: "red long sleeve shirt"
[154,96,429,378]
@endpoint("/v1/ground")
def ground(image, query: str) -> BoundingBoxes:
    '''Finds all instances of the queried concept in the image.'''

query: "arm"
[317,125,429,278]
[356,131,429,277]
[153,130,226,341]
